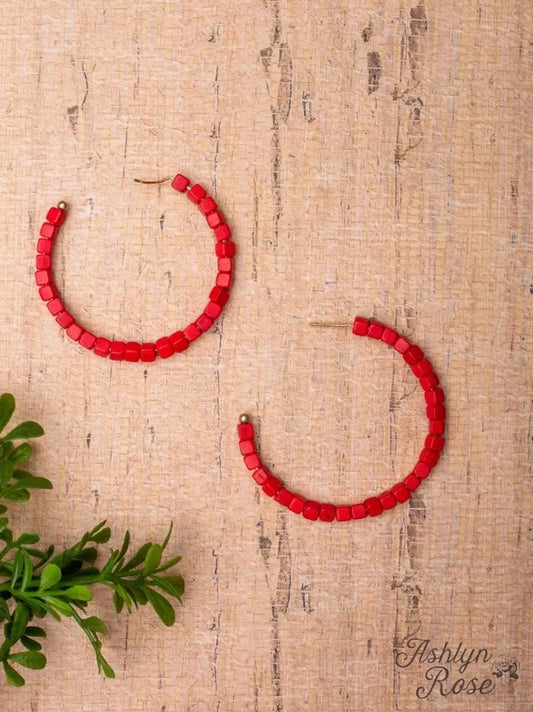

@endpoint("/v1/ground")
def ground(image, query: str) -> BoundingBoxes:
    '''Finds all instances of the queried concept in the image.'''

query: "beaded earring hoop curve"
[35,173,235,362]
[237,316,446,522]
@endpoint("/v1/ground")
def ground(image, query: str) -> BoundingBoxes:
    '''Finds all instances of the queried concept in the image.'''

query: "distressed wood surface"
[0,1,531,710]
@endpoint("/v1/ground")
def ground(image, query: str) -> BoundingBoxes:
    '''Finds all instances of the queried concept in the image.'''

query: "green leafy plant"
[0,393,184,686]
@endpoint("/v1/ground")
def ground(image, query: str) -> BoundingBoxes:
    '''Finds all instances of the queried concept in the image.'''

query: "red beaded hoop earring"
[237,316,446,522]
[35,173,234,362]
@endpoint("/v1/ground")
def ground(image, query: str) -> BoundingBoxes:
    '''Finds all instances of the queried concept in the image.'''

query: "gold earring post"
[133,176,173,185]
[309,321,353,328]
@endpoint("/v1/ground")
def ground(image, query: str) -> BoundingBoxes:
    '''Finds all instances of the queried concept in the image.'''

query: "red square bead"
[427,404,446,420]
[218,257,232,273]
[109,341,126,361]
[319,503,336,522]
[368,322,384,339]
[420,448,440,467]
[413,461,431,479]
[364,497,383,517]
[252,467,270,485]
[46,206,66,226]
[382,327,398,345]
[35,270,51,286]
[262,475,283,497]
[124,341,141,362]
[140,343,156,362]
[336,505,352,522]
[39,285,58,301]
[412,358,432,377]
[351,503,368,519]
[404,345,424,365]
[37,238,53,254]
[238,422,254,440]
[429,419,445,435]
[36,254,51,270]
[425,434,445,453]
[196,314,214,332]
[239,440,256,456]
[215,241,236,258]
[184,323,202,342]
[420,372,440,390]
[209,286,229,307]
[187,183,207,204]
[40,222,58,239]
[379,491,397,510]
[206,210,224,229]
[171,174,190,192]
[79,331,96,350]
[275,488,294,507]
[155,336,174,359]
[214,224,232,241]
[302,501,320,521]
[391,483,410,503]
[425,388,445,405]
[404,473,421,491]
[216,272,232,289]
[394,336,410,354]
[93,336,111,358]
[288,495,305,514]
[47,298,64,316]
[244,453,261,470]
[199,196,217,215]
[169,331,189,353]
[56,311,74,328]
[352,316,370,336]
[66,323,83,341]
[205,301,223,319]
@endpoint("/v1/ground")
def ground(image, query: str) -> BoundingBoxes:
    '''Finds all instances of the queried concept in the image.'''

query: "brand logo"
[394,638,519,699]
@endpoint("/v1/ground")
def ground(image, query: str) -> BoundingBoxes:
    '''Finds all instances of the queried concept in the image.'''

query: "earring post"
[309,321,353,328]
[133,176,173,185]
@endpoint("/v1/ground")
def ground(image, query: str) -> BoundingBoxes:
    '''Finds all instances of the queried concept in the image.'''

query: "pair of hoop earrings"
[35,171,446,522]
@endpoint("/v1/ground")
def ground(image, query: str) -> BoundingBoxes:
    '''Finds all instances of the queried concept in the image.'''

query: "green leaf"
[157,575,184,599]
[39,563,61,591]
[161,521,173,551]
[99,658,116,678]
[0,517,8,531]
[0,528,13,544]
[9,651,46,669]
[21,550,34,591]
[92,527,111,544]
[0,394,15,435]
[0,504,6,514]
[2,422,44,442]
[81,616,108,635]
[16,532,40,545]
[3,660,25,687]
[11,550,24,587]
[10,604,29,642]
[20,636,42,652]
[122,542,152,571]
[143,543,162,574]
[113,591,124,614]
[76,546,98,563]
[3,488,30,503]
[152,555,182,573]
[9,476,52,491]
[42,597,73,617]
[145,588,175,626]
[0,461,15,488]
[7,443,32,463]
[62,586,92,602]
[25,626,46,638]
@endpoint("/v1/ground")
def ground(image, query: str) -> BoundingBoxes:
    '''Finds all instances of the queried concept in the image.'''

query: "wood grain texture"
[0,1,531,710]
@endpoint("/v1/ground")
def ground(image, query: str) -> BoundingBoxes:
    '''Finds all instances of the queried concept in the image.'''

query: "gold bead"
[239,413,249,423]
[57,201,68,211]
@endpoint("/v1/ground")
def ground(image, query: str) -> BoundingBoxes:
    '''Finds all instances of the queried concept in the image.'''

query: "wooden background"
[0,1,531,710]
